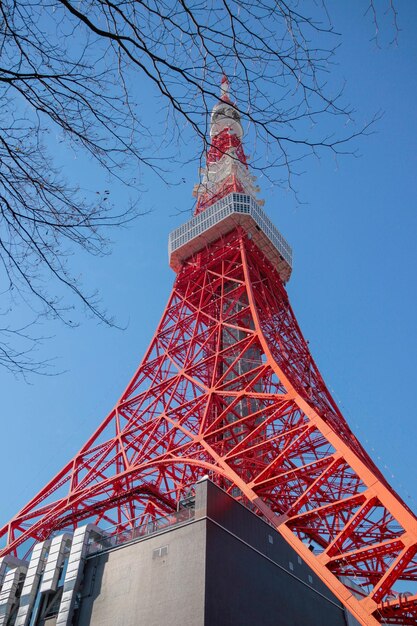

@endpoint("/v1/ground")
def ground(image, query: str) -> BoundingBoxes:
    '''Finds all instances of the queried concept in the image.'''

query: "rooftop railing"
[86,506,195,557]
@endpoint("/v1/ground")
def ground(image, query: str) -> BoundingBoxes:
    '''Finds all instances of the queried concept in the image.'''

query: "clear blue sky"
[0,3,416,531]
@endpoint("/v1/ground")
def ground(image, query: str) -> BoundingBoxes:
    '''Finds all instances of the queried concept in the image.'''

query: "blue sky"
[0,3,416,532]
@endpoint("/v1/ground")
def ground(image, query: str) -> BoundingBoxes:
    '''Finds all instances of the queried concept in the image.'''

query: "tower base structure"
[0,479,361,626]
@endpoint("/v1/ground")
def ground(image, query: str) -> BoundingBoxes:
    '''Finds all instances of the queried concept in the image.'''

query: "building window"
[152,546,168,559]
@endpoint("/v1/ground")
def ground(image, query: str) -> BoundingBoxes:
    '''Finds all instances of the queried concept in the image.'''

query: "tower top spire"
[209,76,243,141]
[194,75,260,214]
[220,74,232,103]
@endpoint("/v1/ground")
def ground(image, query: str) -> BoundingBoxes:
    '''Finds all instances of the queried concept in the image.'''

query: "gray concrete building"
[0,480,360,626]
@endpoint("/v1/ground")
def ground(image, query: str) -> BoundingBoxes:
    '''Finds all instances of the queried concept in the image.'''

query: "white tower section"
[194,76,260,214]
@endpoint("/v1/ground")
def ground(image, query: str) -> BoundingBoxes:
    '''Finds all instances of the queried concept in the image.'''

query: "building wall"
[73,480,360,626]
[76,520,206,626]
[205,520,348,626]
[203,480,351,626]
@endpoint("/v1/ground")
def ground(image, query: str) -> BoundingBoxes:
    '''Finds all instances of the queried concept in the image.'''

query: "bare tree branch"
[0,0,399,374]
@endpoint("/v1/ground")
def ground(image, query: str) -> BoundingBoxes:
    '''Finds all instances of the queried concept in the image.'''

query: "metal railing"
[168,193,292,269]
[86,507,195,556]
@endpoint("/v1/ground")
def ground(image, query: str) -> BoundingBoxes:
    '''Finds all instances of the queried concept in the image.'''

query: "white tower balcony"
[168,193,292,283]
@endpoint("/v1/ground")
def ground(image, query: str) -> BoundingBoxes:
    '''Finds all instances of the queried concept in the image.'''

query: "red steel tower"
[1,77,417,626]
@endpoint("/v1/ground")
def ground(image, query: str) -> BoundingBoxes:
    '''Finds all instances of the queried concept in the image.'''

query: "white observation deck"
[168,193,292,283]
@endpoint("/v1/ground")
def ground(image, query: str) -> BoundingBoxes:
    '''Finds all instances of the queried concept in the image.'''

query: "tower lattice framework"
[1,77,417,626]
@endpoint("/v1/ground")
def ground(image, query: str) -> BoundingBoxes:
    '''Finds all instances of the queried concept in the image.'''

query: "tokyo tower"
[1,76,417,626]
